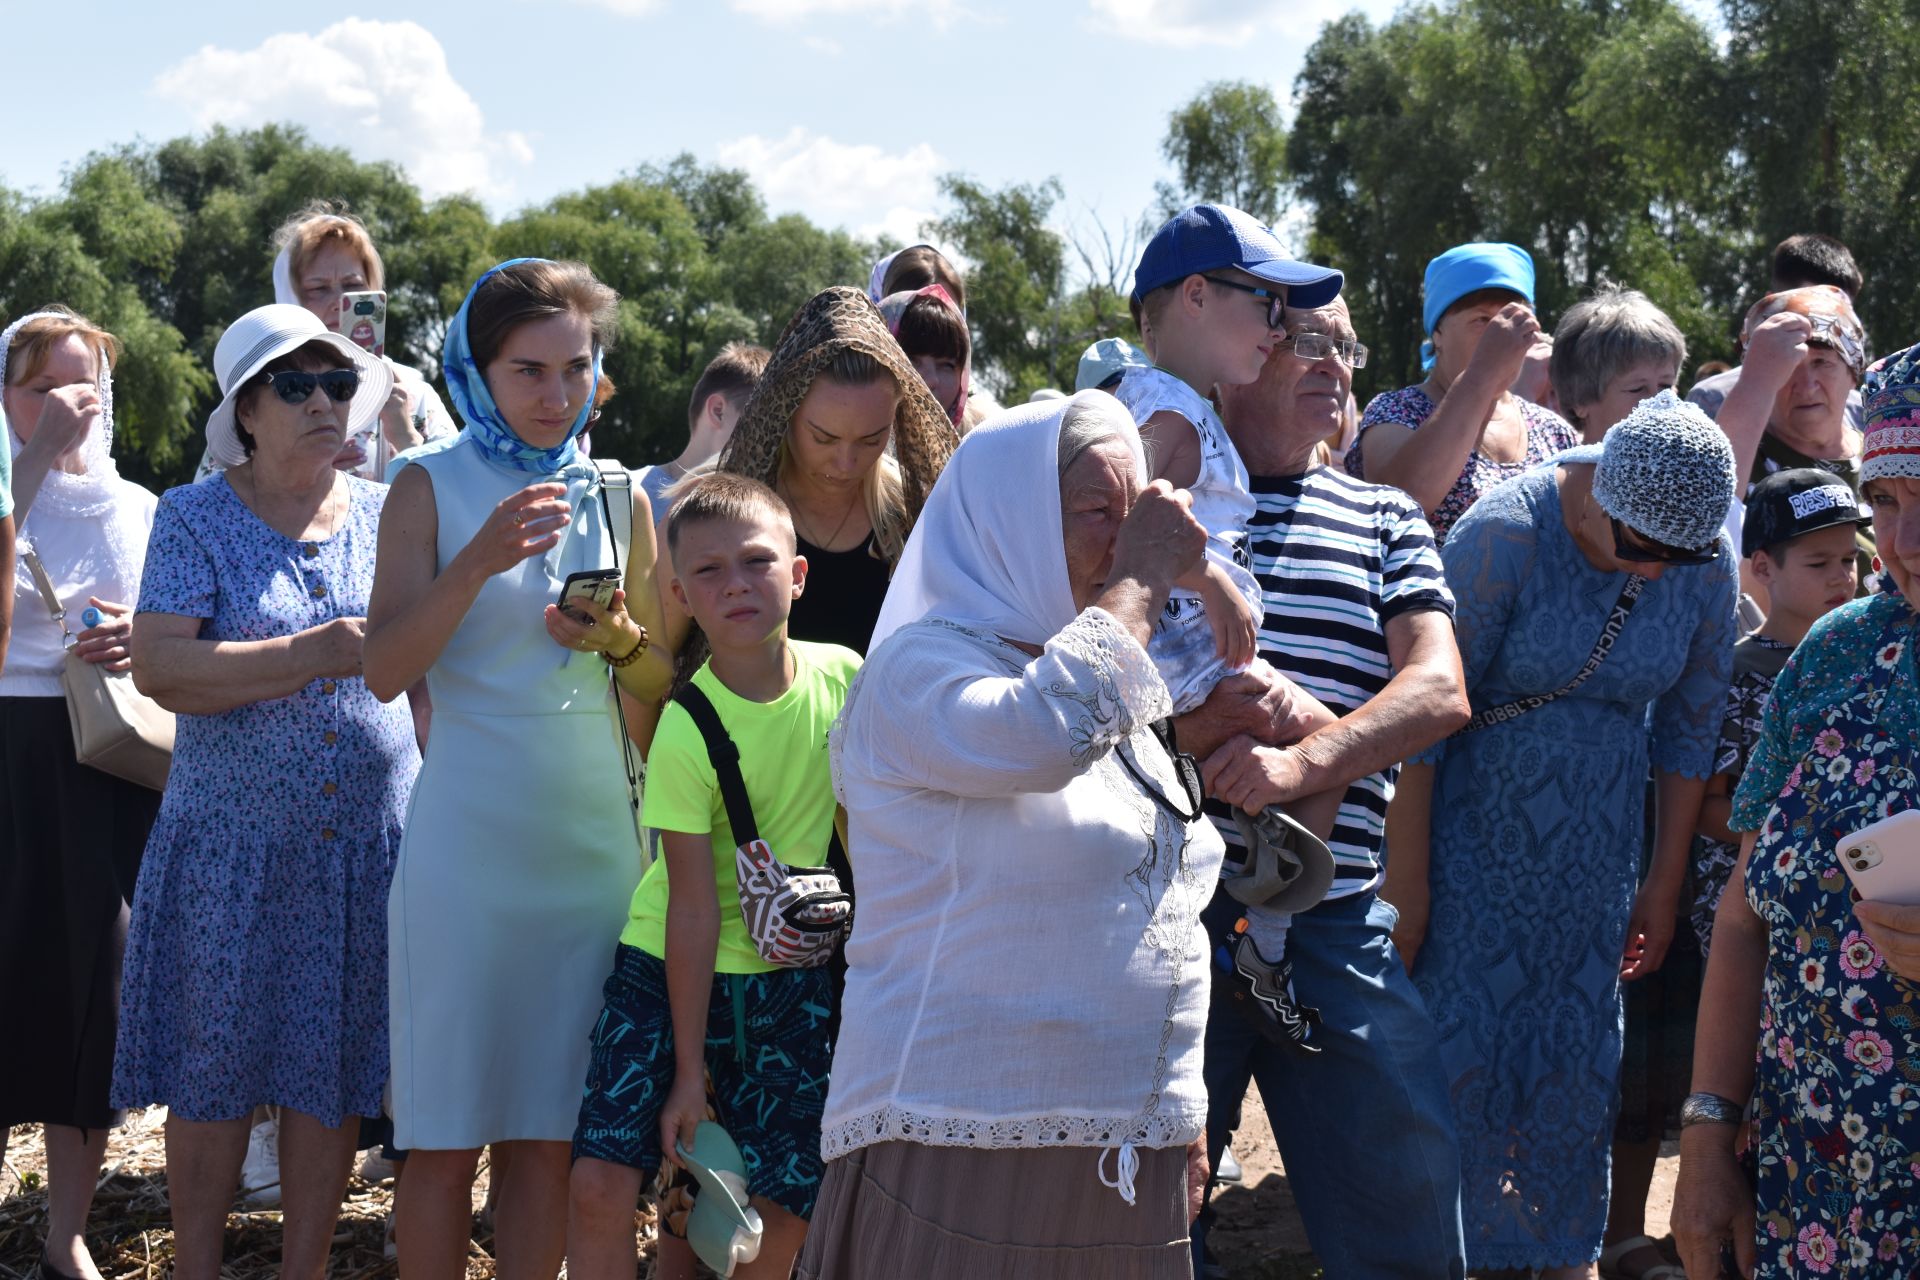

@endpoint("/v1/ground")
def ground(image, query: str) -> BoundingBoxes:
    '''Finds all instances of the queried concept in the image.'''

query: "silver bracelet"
[1679,1091,1744,1127]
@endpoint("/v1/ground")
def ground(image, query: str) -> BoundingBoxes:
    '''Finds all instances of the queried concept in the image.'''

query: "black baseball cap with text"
[1742,467,1869,558]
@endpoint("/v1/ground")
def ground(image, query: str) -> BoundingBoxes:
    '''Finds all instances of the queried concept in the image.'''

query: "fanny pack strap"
[1454,573,1648,736]
[673,683,761,846]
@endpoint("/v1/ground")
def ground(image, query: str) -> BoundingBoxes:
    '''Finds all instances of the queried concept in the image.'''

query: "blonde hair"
[274,201,385,292]
[775,348,908,560]
[4,305,118,387]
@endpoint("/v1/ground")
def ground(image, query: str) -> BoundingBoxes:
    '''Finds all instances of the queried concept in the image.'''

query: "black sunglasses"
[1610,517,1716,566]
[1200,275,1285,330]
[1117,719,1206,823]
[258,369,361,405]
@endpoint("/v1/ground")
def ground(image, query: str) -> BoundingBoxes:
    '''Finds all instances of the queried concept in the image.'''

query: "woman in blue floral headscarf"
[364,259,674,1280]
[1674,339,1920,1278]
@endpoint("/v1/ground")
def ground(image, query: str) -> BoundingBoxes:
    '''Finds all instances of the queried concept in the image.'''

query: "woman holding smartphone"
[364,258,673,1280]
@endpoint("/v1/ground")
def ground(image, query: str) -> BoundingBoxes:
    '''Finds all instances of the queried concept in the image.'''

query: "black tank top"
[789,533,893,656]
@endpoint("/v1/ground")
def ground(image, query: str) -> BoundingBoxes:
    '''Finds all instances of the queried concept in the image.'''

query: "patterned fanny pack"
[672,683,852,968]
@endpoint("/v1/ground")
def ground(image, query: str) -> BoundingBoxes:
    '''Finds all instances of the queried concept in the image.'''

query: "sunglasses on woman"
[1201,275,1286,330]
[257,369,361,405]
[1117,719,1206,823]
[1610,517,1716,566]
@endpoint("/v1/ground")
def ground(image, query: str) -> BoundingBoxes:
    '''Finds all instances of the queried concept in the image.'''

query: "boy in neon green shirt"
[569,473,858,1280]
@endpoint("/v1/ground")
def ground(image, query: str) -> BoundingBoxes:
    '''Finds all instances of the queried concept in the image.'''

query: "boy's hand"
[659,1072,708,1170]
[1197,562,1258,669]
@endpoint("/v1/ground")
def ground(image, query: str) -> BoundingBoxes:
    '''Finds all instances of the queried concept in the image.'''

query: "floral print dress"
[1732,591,1920,1274]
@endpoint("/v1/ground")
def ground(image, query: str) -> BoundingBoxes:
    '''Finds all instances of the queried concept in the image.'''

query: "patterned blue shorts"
[572,944,833,1219]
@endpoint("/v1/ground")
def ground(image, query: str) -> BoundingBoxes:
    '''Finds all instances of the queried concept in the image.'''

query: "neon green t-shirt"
[625,639,861,974]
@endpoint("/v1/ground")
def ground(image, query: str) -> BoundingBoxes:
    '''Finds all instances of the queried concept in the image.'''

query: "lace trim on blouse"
[820,1103,1205,1162]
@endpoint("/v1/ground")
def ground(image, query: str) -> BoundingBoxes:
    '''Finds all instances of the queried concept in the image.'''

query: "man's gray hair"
[1550,286,1687,424]
[1057,389,1135,478]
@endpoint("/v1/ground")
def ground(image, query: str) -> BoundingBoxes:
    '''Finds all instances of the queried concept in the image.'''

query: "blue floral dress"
[1410,466,1735,1269]
[1732,591,1920,1275]
[112,475,418,1126]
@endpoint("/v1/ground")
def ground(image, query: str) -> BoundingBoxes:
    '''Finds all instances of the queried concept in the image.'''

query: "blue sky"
[8,0,1405,265]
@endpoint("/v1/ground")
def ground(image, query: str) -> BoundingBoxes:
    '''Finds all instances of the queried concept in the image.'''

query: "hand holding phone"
[1837,810,1920,905]
[558,569,621,625]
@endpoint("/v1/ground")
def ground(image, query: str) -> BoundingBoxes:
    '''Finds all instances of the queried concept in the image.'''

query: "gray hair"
[1057,390,1133,478]
[1550,287,1687,425]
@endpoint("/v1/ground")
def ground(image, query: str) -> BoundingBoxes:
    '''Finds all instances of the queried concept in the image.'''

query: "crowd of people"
[2,191,1919,1280]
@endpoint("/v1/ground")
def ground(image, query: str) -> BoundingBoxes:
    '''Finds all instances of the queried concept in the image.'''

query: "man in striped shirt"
[1178,296,1473,1278]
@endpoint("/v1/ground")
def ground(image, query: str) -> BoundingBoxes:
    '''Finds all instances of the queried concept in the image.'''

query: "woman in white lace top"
[796,392,1226,1280]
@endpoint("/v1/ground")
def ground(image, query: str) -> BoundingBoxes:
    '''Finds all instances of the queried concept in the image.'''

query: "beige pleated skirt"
[794,1140,1192,1280]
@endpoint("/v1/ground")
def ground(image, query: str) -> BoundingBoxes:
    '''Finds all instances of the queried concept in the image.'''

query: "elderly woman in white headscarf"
[796,392,1223,1280]
[194,201,456,483]
[0,306,161,1280]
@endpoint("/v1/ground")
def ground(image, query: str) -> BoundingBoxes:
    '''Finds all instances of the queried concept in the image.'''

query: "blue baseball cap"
[1132,204,1343,310]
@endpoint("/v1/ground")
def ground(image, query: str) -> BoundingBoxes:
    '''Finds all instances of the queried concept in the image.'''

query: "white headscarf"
[271,243,299,307]
[1,309,148,595]
[867,391,1145,653]
[3,311,122,517]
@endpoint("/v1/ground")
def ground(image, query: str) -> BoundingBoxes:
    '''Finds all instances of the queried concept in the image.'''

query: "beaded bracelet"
[605,627,650,668]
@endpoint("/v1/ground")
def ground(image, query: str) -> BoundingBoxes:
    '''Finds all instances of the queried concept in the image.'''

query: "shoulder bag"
[1453,573,1648,736]
[21,545,175,790]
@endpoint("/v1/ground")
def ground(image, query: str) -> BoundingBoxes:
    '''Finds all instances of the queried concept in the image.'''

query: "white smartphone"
[340,290,388,358]
[1837,810,1920,905]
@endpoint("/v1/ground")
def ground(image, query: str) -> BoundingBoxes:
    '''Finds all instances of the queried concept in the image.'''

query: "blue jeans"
[1195,890,1466,1279]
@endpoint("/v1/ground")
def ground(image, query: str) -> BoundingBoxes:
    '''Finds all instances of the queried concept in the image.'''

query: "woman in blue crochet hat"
[1345,242,1579,544]
[1389,390,1737,1274]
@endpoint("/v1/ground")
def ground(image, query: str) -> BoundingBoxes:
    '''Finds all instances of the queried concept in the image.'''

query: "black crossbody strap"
[672,683,761,846]
[1455,574,1648,736]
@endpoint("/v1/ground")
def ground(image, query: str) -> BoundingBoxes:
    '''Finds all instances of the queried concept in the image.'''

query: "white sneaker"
[237,1114,282,1208]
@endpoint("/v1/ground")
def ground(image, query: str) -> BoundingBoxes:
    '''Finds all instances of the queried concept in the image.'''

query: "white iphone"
[1837,810,1920,905]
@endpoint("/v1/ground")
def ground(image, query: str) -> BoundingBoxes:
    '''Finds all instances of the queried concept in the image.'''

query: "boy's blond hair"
[664,472,796,563]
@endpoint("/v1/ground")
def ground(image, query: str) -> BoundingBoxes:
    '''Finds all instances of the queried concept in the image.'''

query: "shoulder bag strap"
[594,461,633,577]
[1454,573,1648,736]
[671,683,761,846]
[20,546,76,647]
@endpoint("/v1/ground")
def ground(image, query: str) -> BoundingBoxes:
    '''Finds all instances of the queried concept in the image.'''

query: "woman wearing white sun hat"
[112,303,417,1280]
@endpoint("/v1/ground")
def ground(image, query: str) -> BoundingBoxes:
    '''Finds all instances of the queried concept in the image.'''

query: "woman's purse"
[21,546,175,790]
[672,682,852,968]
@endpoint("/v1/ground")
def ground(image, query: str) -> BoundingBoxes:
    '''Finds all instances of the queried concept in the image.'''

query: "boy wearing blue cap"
[1118,203,1350,1039]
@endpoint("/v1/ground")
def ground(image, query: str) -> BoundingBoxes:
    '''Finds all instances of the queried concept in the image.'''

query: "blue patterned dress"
[1732,591,1920,1275]
[1410,466,1735,1269]
[112,475,418,1126]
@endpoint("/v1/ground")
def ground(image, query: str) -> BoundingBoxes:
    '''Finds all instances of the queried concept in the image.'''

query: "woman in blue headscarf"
[1345,242,1578,545]
[365,259,674,1280]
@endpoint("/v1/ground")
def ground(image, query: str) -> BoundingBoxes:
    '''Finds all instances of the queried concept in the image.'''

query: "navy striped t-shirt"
[1208,465,1454,900]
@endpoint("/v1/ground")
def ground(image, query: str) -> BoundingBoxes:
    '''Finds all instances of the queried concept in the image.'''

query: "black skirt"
[0,695,159,1128]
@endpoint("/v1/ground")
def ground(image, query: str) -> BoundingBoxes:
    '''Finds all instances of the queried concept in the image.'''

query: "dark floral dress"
[1343,385,1578,545]
[1732,592,1920,1274]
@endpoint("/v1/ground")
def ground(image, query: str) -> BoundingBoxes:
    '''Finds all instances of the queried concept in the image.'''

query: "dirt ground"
[1205,1082,1684,1279]
[3,1100,1682,1280]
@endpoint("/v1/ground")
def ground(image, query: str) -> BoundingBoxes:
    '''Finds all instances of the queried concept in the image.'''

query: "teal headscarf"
[443,258,603,473]
[1420,242,1534,371]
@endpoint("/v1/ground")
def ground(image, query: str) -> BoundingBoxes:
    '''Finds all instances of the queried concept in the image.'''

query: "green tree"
[927,175,1077,399]
[1154,80,1290,226]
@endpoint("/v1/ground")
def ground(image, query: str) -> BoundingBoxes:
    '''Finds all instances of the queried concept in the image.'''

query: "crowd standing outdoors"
[3,174,1920,1280]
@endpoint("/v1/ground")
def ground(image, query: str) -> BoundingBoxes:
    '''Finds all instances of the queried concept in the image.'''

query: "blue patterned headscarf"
[443,257,603,474]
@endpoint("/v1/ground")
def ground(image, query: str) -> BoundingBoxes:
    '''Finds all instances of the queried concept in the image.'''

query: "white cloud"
[803,35,845,55]
[732,0,967,27]
[152,19,531,200]
[717,128,944,245]
[1088,0,1347,47]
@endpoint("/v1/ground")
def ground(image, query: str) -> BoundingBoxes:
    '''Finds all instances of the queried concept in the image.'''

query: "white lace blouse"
[822,607,1226,1180]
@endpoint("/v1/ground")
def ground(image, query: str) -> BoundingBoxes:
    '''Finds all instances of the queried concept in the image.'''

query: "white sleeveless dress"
[388,435,644,1149]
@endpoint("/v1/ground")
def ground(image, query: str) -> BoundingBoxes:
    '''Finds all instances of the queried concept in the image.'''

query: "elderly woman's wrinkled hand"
[1463,302,1541,390]
[1108,479,1206,593]
[73,597,135,672]
[1672,1132,1757,1279]
[1739,311,1814,398]
[308,616,369,679]
[1850,899,1920,982]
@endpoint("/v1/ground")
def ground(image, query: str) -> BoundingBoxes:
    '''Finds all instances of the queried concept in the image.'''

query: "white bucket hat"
[205,303,392,467]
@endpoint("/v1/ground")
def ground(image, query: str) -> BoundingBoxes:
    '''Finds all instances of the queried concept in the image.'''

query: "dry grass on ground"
[1,1115,685,1280]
